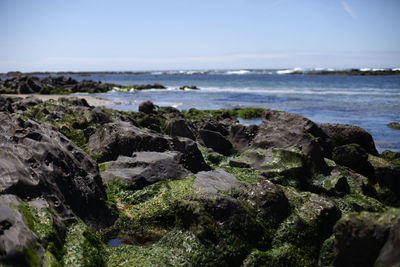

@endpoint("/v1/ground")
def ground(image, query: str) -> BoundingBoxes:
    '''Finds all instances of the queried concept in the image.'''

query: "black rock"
[101,152,190,188]
[199,129,233,156]
[0,113,116,229]
[138,101,156,114]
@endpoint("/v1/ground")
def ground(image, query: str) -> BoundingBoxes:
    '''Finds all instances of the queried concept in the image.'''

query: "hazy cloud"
[342,1,357,19]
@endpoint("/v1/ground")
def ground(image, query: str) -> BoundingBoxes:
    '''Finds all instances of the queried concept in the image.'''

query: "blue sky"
[0,0,399,71]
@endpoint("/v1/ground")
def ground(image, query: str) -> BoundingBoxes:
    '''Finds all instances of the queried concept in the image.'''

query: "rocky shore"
[0,75,170,95]
[1,95,400,266]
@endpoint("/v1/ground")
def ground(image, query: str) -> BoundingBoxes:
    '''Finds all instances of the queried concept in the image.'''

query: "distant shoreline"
[1,68,400,77]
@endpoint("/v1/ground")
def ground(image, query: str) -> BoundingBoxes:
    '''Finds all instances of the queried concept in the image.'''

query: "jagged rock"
[199,118,229,136]
[332,144,375,181]
[319,123,378,156]
[0,195,43,266]
[194,168,240,194]
[165,118,195,140]
[101,152,190,188]
[138,101,156,114]
[89,106,111,124]
[252,110,331,174]
[242,180,291,222]
[0,113,115,229]
[88,121,209,172]
[199,129,233,156]
[228,123,258,152]
[333,210,400,267]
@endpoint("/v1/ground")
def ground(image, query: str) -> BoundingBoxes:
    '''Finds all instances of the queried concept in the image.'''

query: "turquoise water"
[52,71,400,152]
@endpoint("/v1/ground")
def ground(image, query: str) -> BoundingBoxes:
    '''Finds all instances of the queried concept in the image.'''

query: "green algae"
[62,221,105,267]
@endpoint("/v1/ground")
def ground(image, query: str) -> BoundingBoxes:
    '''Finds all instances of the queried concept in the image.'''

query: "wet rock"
[165,118,195,140]
[0,113,116,229]
[252,110,330,174]
[0,195,43,266]
[101,152,190,188]
[319,123,378,156]
[333,210,400,267]
[194,168,240,194]
[332,144,375,181]
[199,129,233,156]
[138,101,156,114]
[242,180,291,222]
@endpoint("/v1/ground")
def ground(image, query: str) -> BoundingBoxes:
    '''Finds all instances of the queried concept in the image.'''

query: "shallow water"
[27,71,400,152]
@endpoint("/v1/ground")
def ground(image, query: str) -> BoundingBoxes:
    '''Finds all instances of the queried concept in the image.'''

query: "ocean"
[20,69,400,152]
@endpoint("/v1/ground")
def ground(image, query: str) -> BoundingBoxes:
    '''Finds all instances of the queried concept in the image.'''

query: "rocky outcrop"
[0,113,116,229]
[101,152,190,188]
[319,123,379,155]
[88,121,209,172]
[1,96,399,267]
[251,110,331,174]
[333,210,400,267]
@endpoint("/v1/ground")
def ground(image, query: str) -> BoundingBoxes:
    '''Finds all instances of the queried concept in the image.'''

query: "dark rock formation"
[319,123,378,155]
[332,144,375,181]
[138,101,156,114]
[333,210,400,267]
[0,113,115,229]
[0,195,42,266]
[252,109,331,174]
[199,129,233,156]
[101,152,190,188]
[88,121,209,172]
[242,180,290,222]
[165,118,195,140]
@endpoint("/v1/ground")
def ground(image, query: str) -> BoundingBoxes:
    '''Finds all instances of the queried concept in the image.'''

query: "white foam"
[372,68,385,71]
[360,68,371,72]
[276,68,302,75]
[392,68,400,71]
[197,86,400,96]
[225,70,251,75]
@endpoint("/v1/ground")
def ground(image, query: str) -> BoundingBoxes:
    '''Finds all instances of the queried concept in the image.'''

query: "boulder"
[138,101,156,114]
[0,195,43,266]
[88,121,209,172]
[333,210,400,267]
[319,123,378,156]
[242,180,291,222]
[165,118,195,140]
[194,168,240,194]
[252,110,330,174]
[0,113,116,229]
[101,152,190,188]
[199,129,233,156]
[228,123,258,152]
[332,144,375,181]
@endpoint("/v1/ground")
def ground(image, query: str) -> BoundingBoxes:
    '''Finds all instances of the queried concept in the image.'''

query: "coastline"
[2,94,115,106]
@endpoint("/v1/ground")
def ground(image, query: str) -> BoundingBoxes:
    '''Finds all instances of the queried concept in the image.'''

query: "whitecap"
[225,70,251,75]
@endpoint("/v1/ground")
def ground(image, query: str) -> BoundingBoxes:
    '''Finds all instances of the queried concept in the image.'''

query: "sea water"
[48,70,400,152]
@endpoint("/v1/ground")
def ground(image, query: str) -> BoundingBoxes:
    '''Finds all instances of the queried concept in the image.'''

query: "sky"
[0,0,399,71]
